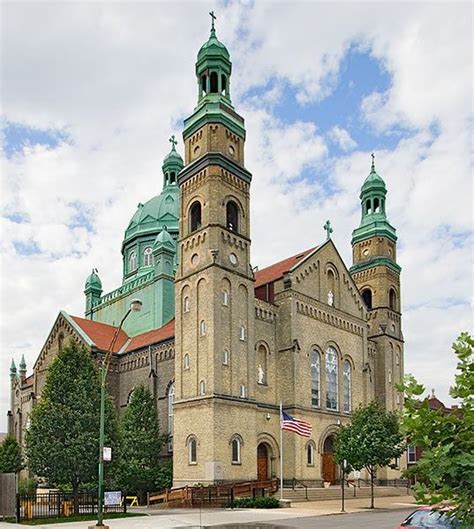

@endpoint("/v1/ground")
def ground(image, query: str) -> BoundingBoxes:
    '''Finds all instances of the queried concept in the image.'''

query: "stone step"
[281,486,410,502]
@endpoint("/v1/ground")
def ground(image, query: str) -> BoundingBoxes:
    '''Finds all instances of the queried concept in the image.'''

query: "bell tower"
[350,155,404,412]
[173,15,256,486]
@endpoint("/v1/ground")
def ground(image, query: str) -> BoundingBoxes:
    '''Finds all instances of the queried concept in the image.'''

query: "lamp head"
[130,299,143,312]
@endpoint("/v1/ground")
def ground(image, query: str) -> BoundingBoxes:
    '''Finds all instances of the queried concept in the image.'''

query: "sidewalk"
[0,494,416,529]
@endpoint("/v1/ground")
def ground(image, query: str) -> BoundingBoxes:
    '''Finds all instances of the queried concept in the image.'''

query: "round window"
[191,253,199,265]
[228,144,235,157]
[229,253,238,266]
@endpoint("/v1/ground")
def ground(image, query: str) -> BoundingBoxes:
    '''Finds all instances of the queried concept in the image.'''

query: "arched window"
[239,384,246,398]
[170,171,176,184]
[58,333,64,352]
[210,71,218,92]
[306,442,315,466]
[183,296,190,313]
[167,383,175,451]
[366,199,372,214]
[374,197,380,213]
[343,360,352,413]
[239,326,246,341]
[200,320,206,336]
[199,380,206,395]
[190,201,202,233]
[361,288,372,309]
[183,354,190,370]
[389,288,397,310]
[143,247,153,266]
[129,250,137,272]
[188,437,197,464]
[201,75,207,96]
[226,201,239,232]
[222,290,229,306]
[221,74,227,95]
[310,350,320,408]
[231,436,241,464]
[222,350,229,365]
[326,347,338,411]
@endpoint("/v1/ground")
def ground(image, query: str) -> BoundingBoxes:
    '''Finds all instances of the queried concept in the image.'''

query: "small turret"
[10,358,17,380]
[162,135,184,187]
[153,226,176,327]
[84,268,103,316]
[19,354,26,384]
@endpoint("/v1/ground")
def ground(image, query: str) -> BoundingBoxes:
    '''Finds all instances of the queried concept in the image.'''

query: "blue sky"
[0,2,472,432]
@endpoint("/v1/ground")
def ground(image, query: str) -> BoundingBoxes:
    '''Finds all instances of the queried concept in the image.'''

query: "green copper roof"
[10,358,17,376]
[197,26,230,63]
[85,269,102,291]
[19,354,26,371]
[352,154,397,245]
[153,225,176,251]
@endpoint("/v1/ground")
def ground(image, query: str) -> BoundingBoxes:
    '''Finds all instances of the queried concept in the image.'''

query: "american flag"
[281,411,312,438]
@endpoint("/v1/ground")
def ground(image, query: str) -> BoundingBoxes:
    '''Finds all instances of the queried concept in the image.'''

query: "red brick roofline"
[254,247,318,288]
[67,313,175,354]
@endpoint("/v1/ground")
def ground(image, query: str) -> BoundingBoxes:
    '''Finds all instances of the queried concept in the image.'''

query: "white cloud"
[328,126,357,151]
[0,2,472,430]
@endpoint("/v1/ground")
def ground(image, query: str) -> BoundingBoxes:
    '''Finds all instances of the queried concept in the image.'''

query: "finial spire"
[19,354,26,371]
[323,220,333,241]
[10,358,17,375]
[209,10,216,31]
[371,152,375,172]
[169,135,178,151]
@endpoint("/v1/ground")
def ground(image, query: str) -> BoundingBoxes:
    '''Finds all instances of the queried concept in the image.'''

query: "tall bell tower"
[350,155,404,412]
[173,15,257,486]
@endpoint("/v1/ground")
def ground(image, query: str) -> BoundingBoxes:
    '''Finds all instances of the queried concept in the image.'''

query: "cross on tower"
[209,10,216,30]
[371,152,375,171]
[169,135,177,150]
[324,220,333,241]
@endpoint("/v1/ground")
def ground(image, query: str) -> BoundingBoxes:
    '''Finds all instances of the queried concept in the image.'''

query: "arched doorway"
[321,435,336,484]
[257,443,269,481]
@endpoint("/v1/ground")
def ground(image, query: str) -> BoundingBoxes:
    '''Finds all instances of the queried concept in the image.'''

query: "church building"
[8,18,405,487]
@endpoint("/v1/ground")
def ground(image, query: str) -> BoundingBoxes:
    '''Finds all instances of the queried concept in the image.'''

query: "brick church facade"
[8,20,405,487]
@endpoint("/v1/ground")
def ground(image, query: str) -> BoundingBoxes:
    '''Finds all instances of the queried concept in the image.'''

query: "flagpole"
[280,401,283,500]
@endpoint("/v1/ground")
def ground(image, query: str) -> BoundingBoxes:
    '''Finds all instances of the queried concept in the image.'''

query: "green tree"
[334,400,404,508]
[0,435,23,474]
[26,340,118,512]
[117,385,166,503]
[399,332,474,527]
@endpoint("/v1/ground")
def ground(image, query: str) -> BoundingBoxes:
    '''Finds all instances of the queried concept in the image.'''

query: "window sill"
[188,462,197,466]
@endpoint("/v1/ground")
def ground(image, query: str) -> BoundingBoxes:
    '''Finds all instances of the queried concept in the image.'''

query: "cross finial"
[324,220,333,240]
[209,10,216,31]
[169,135,177,150]
[371,152,375,172]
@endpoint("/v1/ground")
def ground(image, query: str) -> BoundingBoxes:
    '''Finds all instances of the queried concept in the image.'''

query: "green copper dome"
[197,27,230,63]
[85,269,102,291]
[361,158,387,196]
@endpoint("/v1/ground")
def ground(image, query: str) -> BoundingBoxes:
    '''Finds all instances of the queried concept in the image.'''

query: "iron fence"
[16,491,126,522]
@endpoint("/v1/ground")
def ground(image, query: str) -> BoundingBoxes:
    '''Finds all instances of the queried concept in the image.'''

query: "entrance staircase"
[282,485,411,502]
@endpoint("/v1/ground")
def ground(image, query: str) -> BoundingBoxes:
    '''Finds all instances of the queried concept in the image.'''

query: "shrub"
[231,495,280,509]
[18,478,38,495]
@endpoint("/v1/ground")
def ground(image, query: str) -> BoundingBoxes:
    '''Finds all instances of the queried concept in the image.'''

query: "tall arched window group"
[312,347,352,413]
[167,383,175,452]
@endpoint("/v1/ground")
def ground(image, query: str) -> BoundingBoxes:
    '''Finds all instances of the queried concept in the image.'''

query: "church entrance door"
[257,443,269,481]
[321,436,336,484]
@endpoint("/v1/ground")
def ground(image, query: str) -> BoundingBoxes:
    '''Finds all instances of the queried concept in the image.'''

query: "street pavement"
[0,495,416,528]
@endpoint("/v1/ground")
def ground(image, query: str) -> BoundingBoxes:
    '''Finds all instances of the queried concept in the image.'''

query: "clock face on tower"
[229,253,238,266]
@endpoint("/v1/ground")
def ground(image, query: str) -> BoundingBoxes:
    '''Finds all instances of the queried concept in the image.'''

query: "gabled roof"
[125,319,175,352]
[70,316,129,352]
[69,314,175,354]
[255,247,317,288]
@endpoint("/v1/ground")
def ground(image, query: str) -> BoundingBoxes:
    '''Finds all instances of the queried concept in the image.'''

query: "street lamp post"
[93,299,142,528]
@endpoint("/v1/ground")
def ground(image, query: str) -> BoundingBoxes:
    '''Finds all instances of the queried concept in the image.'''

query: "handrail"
[291,478,308,500]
